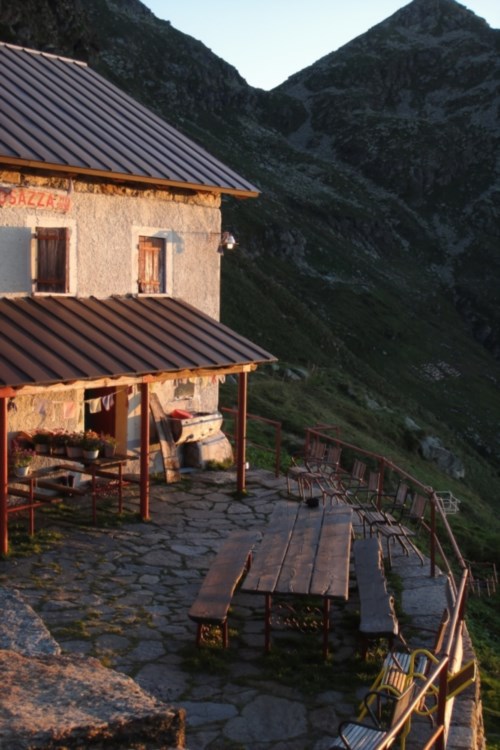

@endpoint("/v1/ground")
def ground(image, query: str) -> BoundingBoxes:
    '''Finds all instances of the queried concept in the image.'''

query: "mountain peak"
[385,0,493,35]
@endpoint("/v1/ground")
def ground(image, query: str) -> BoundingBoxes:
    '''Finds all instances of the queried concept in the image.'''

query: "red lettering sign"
[0,186,71,212]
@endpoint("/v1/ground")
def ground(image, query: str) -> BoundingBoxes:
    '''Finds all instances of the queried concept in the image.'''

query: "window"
[35,227,69,293]
[138,236,165,294]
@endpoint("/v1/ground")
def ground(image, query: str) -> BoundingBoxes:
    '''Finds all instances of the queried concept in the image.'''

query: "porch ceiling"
[0,296,276,390]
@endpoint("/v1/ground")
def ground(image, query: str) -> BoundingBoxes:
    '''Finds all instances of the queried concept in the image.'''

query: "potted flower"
[33,430,52,455]
[66,431,84,459]
[81,430,101,460]
[10,447,35,477]
[101,434,118,458]
[51,431,68,455]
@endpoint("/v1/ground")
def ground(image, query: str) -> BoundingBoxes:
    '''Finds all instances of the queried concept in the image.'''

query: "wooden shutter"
[36,227,69,292]
[138,236,164,294]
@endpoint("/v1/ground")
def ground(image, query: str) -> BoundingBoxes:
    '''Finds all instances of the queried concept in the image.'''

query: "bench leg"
[322,598,330,660]
[265,594,272,653]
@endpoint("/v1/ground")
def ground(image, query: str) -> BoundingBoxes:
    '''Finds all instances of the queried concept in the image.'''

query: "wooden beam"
[236,372,248,494]
[140,383,150,521]
[0,398,8,556]
[7,364,259,396]
[0,388,16,398]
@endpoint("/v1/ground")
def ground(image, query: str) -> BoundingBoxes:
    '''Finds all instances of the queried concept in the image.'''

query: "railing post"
[430,495,436,578]
[274,421,281,478]
[376,457,386,509]
[435,657,449,750]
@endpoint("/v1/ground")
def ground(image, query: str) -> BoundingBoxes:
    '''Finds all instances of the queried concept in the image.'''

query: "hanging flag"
[35,398,48,416]
[88,398,102,414]
[102,394,114,411]
[63,401,77,420]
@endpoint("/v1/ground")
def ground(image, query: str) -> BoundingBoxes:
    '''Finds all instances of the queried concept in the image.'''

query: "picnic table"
[7,455,133,531]
[241,503,353,658]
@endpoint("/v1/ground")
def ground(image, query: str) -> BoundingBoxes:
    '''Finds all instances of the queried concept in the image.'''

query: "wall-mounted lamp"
[218,231,237,254]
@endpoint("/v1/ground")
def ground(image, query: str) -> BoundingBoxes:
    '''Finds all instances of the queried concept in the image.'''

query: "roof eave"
[0,157,260,199]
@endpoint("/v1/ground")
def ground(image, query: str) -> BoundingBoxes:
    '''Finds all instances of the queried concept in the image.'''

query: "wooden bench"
[330,681,416,749]
[353,537,399,658]
[8,472,88,535]
[188,529,258,647]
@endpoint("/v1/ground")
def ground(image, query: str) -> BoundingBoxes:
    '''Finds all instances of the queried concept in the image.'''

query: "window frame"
[34,226,70,294]
[137,234,168,295]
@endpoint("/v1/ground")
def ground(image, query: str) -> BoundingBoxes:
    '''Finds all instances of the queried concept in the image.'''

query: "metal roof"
[0,296,276,390]
[0,42,259,197]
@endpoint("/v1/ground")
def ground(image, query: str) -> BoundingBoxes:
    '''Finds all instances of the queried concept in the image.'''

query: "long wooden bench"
[353,537,399,659]
[188,529,258,647]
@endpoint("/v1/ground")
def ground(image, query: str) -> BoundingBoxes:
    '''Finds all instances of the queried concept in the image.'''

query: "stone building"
[0,41,275,553]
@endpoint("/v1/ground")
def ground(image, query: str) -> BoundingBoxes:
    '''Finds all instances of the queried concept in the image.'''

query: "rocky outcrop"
[419,435,465,479]
[0,589,185,749]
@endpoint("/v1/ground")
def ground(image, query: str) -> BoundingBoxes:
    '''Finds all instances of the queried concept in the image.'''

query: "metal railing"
[299,427,472,749]
[221,407,282,478]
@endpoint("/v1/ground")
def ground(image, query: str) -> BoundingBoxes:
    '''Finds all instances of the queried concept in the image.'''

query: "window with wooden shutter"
[36,227,69,293]
[138,236,164,294]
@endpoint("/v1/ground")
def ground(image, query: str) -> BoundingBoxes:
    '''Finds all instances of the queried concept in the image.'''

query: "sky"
[142,0,500,90]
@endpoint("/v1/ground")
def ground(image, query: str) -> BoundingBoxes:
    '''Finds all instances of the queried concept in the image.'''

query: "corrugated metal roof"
[0,296,275,389]
[0,42,259,197]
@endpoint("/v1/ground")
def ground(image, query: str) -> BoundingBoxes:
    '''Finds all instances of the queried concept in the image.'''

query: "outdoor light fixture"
[218,231,237,254]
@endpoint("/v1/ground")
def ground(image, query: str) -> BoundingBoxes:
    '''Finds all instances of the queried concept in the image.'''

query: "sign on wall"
[0,186,71,212]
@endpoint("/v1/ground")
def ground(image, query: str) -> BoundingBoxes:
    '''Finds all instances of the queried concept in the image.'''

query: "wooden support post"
[430,496,436,578]
[140,383,150,521]
[236,371,248,494]
[323,597,330,660]
[0,397,8,556]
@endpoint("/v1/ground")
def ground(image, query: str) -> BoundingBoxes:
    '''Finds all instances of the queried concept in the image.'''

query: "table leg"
[91,469,97,525]
[118,463,123,514]
[323,598,330,660]
[265,594,272,653]
[29,478,35,536]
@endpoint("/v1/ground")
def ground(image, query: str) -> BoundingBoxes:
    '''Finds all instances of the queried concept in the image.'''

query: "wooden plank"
[277,505,323,594]
[311,508,352,598]
[33,479,86,496]
[241,505,299,593]
[7,486,60,501]
[149,393,180,483]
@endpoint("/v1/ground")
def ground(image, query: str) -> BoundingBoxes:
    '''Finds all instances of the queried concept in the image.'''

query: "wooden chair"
[329,682,416,750]
[299,444,343,500]
[359,608,450,718]
[286,438,327,499]
[325,470,380,510]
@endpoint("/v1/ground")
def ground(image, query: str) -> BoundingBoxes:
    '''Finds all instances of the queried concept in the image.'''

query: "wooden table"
[7,455,133,536]
[57,454,132,523]
[241,503,353,658]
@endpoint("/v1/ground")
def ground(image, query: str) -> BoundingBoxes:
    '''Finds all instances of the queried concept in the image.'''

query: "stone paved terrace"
[0,469,479,749]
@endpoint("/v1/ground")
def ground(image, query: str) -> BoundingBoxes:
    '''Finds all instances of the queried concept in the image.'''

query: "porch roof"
[0,43,259,198]
[0,296,276,391]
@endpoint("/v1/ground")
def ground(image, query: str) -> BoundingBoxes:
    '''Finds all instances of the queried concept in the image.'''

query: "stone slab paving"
[0,469,461,749]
